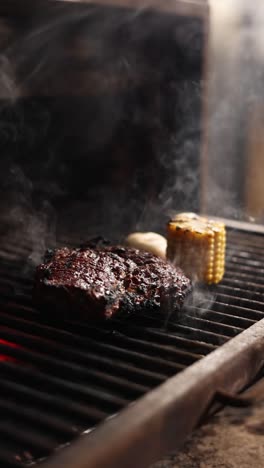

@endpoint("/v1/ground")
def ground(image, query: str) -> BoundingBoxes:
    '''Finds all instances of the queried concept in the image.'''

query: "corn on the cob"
[167,213,226,284]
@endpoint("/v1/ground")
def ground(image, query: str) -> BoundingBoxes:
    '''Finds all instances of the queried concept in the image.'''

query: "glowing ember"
[0,338,20,363]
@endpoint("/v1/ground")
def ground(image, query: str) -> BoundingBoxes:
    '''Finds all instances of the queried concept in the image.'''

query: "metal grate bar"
[225,268,264,284]
[0,303,210,359]
[0,307,189,374]
[112,313,230,345]
[185,306,256,328]
[228,242,264,253]
[226,262,264,276]
[223,278,264,294]
[181,315,243,336]
[0,341,161,399]
[0,422,59,456]
[0,397,79,437]
[214,293,264,312]
[227,232,264,247]
[0,326,179,385]
[0,446,28,468]
[228,253,264,267]
[0,315,200,367]
[216,283,264,301]
[210,301,264,321]
[0,364,109,424]
[0,226,264,466]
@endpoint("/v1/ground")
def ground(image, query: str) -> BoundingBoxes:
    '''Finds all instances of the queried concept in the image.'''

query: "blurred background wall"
[204,0,264,222]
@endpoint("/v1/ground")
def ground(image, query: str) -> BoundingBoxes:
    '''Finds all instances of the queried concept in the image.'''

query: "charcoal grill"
[0,222,263,468]
[0,0,264,467]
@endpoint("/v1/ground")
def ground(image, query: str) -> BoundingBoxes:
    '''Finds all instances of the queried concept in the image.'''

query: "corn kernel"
[166,213,226,284]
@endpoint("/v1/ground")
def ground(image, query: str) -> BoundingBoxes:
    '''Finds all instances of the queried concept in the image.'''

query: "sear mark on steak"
[34,245,191,320]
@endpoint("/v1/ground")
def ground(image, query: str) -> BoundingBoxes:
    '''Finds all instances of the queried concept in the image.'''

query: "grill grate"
[0,228,263,467]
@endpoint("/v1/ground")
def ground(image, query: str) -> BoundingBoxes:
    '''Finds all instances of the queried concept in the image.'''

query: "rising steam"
[0,3,204,273]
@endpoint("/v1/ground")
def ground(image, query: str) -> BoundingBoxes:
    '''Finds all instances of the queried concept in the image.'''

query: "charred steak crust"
[34,245,191,319]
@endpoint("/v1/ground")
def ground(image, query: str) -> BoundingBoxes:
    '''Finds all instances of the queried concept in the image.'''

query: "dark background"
[0,2,205,244]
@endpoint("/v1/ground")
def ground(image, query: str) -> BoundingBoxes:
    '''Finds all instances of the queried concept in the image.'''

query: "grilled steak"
[34,244,191,319]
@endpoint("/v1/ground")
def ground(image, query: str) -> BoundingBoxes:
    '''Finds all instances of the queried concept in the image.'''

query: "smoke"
[0,164,56,268]
[0,56,17,101]
[183,283,216,315]
[205,1,264,222]
[0,3,205,266]
[0,3,244,336]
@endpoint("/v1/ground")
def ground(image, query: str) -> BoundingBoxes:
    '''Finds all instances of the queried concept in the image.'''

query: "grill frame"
[0,219,264,467]
[41,319,264,468]
[39,221,264,468]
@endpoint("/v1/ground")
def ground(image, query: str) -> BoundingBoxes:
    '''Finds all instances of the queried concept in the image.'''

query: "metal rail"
[42,319,264,468]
